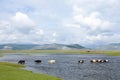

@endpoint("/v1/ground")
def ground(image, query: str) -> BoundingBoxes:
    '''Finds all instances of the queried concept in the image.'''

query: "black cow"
[102,59,109,63]
[18,60,25,64]
[34,60,42,63]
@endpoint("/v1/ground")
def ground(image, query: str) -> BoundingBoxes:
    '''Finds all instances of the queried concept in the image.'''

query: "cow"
[48,60,55,64]
[34,60,42,63]
[18,60,25,64]
[78,60,84,63]
[90,59,109,63]
[102,59,109,63]
[90,59,98,63]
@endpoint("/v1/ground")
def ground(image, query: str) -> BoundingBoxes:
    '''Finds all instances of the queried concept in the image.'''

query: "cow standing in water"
[90,59,109,63]
[48,60,56,64]
[90,59,98,63]
[18,60,25,64]
[34,60,42,63]
[78,60,84,63]
[102,59,109,63]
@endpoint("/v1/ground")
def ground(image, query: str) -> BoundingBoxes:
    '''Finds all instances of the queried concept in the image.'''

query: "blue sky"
[0,0,120,46]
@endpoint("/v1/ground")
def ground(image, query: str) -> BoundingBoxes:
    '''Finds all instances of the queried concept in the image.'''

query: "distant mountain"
[0,43,86,50]
[66,44,85,49]
[0,44,38,50]
[95,43,120,50]
[32,43,85,50]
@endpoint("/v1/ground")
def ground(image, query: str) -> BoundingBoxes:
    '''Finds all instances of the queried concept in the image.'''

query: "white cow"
[48,60,56,64]
[90,59,98,63]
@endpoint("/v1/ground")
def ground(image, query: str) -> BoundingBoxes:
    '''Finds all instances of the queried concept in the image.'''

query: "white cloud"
[72,6,112,31]
[51,39,56,43]
[0,21,12,34]
[73,5,85,15]
[83,12,112,31]
[108,0,119,7]
[64,23,81,28]
[52,32,58,37]
[84,33,120,45]
[0,0,120,46]
[35,29,44,35]
[10,12,36,34]
[62,0,120,45]
[86,35,106,41]
[11,12,35,27]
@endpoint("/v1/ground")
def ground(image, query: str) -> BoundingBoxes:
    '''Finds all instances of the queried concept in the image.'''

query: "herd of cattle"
[18,59,109,64]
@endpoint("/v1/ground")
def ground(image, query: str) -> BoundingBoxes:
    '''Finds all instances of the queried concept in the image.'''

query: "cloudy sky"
[0,0,120,46]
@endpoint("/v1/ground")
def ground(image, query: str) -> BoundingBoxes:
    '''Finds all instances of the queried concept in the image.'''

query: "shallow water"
[0,54,120,80]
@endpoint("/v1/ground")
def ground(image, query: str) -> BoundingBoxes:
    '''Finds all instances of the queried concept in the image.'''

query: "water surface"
[0,54,120,80]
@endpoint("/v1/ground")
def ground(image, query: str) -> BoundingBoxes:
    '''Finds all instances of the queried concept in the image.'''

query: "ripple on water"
[0,54,120,80]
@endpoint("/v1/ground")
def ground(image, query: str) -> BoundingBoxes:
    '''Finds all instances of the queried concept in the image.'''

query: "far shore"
[0,50,120,56]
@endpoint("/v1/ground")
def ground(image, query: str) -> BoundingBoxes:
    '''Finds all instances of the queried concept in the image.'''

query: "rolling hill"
[0,43,86,50]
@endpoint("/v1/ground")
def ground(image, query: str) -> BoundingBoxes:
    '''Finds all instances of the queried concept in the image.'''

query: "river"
[0,54,120,80]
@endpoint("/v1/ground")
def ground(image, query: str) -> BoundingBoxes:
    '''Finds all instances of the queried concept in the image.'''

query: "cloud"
[72,6,112,31]
[52,32,58,37]
[11,12,35,26]
[62,0,120,45]
[0,0,120,46]
[0,11,39,43]
[10,12,35,34]
[0,21,10,33]
[35,29,44,36]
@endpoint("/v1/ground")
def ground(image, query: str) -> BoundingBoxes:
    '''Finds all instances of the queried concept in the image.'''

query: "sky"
[0,0,120,46]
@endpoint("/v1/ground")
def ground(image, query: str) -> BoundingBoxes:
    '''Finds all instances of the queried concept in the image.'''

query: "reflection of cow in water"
[34,60,42,63]
[18,60,25,64]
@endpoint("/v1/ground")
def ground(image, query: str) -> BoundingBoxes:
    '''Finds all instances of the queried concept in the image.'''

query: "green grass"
[0,62,62,80]
[0,50,120,56]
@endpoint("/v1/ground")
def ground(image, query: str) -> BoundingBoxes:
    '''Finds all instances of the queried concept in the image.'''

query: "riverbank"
[0,50,120,56]
[0,62,62,80]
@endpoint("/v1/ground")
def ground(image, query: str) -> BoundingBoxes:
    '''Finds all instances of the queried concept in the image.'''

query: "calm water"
[0,54,120,80]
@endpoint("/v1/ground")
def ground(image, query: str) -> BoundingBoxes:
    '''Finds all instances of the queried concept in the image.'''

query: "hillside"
[0,43,85,50]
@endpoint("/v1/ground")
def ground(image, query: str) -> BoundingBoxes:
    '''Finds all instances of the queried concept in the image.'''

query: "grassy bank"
[0,62,62,80]
[0,50,120,56]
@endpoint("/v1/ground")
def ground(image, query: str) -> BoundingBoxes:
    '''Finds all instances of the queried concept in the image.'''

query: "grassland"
[0,62,62,80]
[0,49,120,56]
